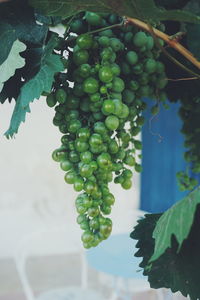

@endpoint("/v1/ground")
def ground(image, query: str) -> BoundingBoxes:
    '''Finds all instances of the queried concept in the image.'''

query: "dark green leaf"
[131,206,200,300]
[0,0,48,45]
[156,8,200,23]
[155,0,190,10]
[35,13,62,26]
[0,46,44,104]
[0,71,23,104]
[4,37,64,138]
[150,187,200,262]
[0,0,50,103]
[29,0,200,24]
[0,23,17,65]
[184,0,200,60]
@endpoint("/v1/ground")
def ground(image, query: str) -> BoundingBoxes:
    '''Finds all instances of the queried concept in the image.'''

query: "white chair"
[14,225,105,300]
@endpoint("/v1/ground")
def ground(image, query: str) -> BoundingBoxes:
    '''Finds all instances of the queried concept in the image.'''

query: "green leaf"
[29,0,200,24]
[0,40,26,93]
[4,37,64,138]
[0,0,49,104]
[131,207,200,300]
[150,186,200,263]
[184,0,200,60]
[155,0,190,9]
[0,1,48,45]
[0,23,16,65]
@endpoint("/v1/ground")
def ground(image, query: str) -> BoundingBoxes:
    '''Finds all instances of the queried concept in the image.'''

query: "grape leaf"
[0,23,17,65]
[4,37,64,138]
[155,0,190,10]
[131,207,200,300]
[149,186,200,263]
[0,0,48,45]
[29,0,200,24]
[184,0,200,60]
[0,40,26,93]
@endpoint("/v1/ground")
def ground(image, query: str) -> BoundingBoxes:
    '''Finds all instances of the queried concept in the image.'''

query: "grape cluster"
[47,12,167,248]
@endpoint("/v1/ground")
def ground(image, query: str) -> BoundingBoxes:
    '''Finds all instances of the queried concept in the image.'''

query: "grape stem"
[86,21,124,35]
[126,16,200,71]
[167,77,198,81]
[66,21,124,44]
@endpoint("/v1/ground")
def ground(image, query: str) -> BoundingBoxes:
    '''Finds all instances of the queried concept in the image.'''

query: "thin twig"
[126,17,200,71]
[167,77,198,81]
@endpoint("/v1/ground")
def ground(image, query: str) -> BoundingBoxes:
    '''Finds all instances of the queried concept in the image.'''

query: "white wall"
[0,98,140,258]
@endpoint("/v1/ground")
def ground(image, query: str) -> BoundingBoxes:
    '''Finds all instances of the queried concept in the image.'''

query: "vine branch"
[126,17,200,71]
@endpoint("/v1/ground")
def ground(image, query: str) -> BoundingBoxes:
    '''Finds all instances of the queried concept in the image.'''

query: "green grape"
[77,34,93,49]
[74,177,84,192]
[121,178,132,189]
[105,115,119,130]
[124,155,135,166]
[97,152,111,169]
[60,160,73,171]
[90,93,101,102]
[135,163,142,173]
[80,164,93,178]
[133,31,148,47]
[68,120,81,133]
[52,149,67,162]
[85,12,102,26]
[75,139,89,152]
[80,151,93,163]
[73,49,89,65]
[121,62,131,75]
[122,89,135,104]
[98,36,110,47]
[146,36,154,50]
[126,51,138,65]
[99,29,113,37]
[69,150,80,163]
[123,169,133,178]
[129,80,139,91]
[108,140,119,154]
[110,38,123,52]
[46,93,57,107]
[83,77,99,94]
[77,128,91,141]
[112,77,125,93]
[71,19,85,33]
[102,99,115,115]
[56,89,67,104]
[64,171,76,184]
[124,32,134,43]
[99,66,113,83]
[145,58,157,74]
[79,64,91,78]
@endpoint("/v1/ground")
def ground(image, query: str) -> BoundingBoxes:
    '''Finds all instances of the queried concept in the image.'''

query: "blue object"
[140,100,187,213]
[86,233,145,279]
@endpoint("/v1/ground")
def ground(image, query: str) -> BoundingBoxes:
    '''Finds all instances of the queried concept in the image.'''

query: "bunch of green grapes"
[46,12,167,248]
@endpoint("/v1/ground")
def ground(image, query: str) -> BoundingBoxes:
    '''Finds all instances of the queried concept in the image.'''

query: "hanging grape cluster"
[46,12,167,248]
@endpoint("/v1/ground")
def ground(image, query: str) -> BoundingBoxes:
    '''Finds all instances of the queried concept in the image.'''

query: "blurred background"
[0,98,188,300]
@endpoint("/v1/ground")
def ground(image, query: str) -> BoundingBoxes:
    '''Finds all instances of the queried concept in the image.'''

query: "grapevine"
[46,12,168,248]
